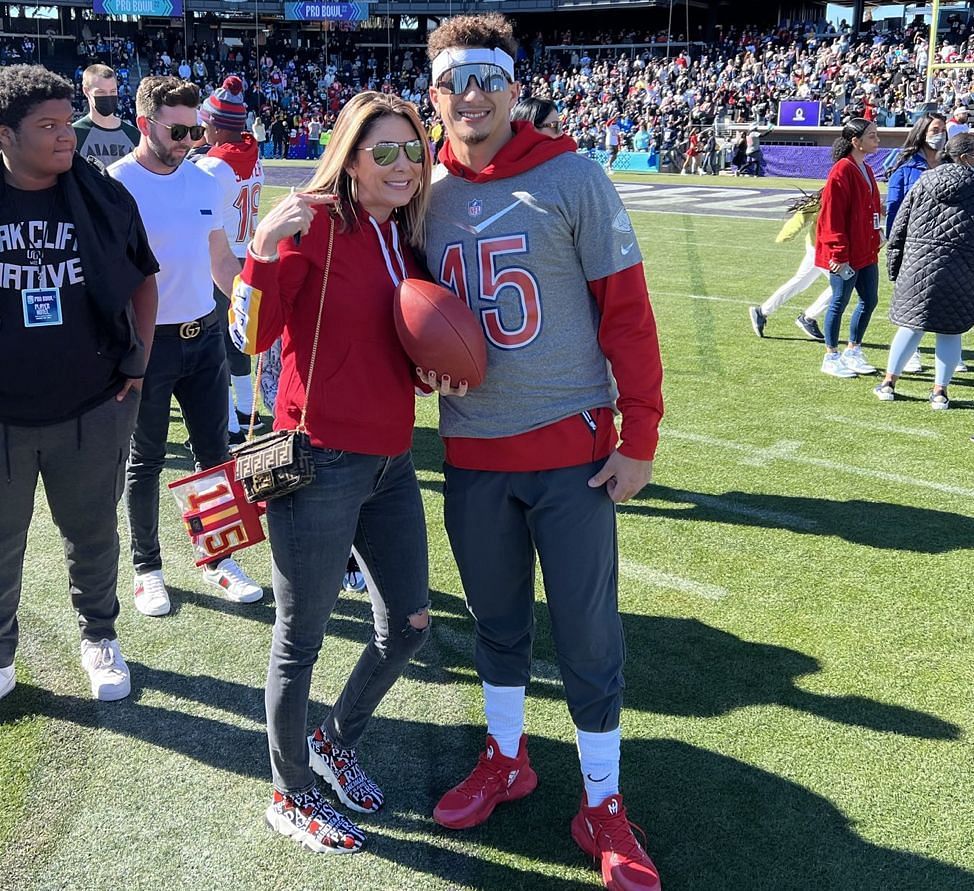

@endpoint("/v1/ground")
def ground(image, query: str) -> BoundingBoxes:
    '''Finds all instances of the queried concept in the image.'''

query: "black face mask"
[92,95,118,117]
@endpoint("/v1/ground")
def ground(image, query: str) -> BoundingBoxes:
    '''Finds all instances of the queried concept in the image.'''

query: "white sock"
[227,388,240,433]
[232,374,255,415]
[576,727,621,808]
[483,682,525,758]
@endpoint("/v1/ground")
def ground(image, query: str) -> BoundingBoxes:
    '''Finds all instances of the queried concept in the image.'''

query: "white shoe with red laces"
[571,793,662,891]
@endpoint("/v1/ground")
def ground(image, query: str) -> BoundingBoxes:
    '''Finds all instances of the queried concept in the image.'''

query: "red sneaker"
[571,794,662,891]
[433,734,538,829]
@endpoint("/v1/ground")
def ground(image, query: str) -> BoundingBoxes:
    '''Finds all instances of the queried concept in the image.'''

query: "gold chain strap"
[244,214,336,440]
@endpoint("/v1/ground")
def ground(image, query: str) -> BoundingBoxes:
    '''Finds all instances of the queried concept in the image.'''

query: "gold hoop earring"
[349,176,358,205]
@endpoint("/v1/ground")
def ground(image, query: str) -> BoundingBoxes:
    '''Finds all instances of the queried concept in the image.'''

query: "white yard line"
[619,559,730,601]
[665,429,974,498]
[822,414,942,440]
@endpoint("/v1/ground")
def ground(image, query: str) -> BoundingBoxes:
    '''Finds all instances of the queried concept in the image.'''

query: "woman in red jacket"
[815,118,883,378]
[229,92,441,854]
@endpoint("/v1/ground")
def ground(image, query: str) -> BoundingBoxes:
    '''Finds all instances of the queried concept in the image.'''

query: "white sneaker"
[903,351,923,373]
[133,570,171,617]
[842,347,876,375]
[0,664,14,701]
[956,360,968,373]
[822,352,857,378]
[202,557,263,603]
[80,638,131,701]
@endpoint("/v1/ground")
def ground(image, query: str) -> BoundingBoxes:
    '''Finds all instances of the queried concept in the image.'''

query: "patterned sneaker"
[342,571,367,594]
[308,727,384,814]
[748,306,766,337]
[821,352,857,378]
[931,390,950,410]
[133,570,171,617]
[903,351,923,373]
[571,794,662,891]
[433,734,539,829]
[842,347,876,375]
[795,313,825,342]
[202,558,263,603]
[0,664,14,701]
[265,786,365,854]
[80,638,131,701]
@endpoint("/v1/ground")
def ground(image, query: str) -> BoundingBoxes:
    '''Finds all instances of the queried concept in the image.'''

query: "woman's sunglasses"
[150,118,205,142]
[359,139,425,166]
[539,120,563,134]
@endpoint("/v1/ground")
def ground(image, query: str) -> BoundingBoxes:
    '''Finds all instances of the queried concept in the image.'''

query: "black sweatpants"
[0,391,140,665]
[443,460,625,733]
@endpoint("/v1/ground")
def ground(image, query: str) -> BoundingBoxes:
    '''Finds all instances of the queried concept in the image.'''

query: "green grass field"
[2,186,973,891]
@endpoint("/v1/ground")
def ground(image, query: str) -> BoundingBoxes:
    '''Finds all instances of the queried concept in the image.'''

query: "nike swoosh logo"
[586,773,611,783]
[621,243,635,255]
[470,195,531,234]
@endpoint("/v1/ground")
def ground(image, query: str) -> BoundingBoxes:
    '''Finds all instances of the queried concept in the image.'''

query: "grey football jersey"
[424,150,642,439]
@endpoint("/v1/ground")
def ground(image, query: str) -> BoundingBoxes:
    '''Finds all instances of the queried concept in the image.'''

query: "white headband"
[431,47,515,83]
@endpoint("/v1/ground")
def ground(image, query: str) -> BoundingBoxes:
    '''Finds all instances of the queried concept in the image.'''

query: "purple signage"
[778,101,822,128]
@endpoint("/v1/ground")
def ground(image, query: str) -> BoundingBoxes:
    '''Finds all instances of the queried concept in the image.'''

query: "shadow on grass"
[413,594,960,741]
[177,580,960,744]
[3,674,970,891]
[623,484,974,554]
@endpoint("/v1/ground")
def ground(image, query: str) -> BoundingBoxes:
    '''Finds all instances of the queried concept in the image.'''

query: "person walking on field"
[424,14,664,891]
[748,191,830,341]
[876,132,974,410]
[815,118,883,379]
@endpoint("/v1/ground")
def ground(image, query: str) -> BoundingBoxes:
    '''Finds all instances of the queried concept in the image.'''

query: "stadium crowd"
[34,11,974,163]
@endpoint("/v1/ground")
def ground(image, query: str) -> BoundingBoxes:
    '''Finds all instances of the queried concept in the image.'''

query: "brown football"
[394,278,488,389]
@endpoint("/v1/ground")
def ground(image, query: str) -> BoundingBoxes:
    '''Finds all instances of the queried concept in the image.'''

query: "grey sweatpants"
[0,390,140,666]
[443,460,626,733]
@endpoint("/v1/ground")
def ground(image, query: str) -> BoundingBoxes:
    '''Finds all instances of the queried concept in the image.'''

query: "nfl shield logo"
[468,199,483,218]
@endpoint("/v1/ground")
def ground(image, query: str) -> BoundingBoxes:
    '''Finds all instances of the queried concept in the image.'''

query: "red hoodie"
[436,122,664,472]
[234,205,427,455]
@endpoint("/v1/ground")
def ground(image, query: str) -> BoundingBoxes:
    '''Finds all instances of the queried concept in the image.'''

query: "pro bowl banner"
[284,1,370,20]
[168,461,265,566]
[777,101,821,127]
[94,0,183,14]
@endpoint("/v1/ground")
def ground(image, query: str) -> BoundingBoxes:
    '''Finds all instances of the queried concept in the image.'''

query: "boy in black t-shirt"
[0,65,159,703]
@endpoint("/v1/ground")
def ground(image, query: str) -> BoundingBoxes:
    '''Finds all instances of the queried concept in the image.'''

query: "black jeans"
[126,324,229,574]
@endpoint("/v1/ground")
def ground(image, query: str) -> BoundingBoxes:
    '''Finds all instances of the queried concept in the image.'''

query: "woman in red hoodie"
[815,117,883,378]
[229,92,441,854]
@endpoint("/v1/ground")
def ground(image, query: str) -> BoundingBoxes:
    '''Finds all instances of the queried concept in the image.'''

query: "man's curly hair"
[135,76,199,120]
[0,65,73,131]
[427,13,517,62]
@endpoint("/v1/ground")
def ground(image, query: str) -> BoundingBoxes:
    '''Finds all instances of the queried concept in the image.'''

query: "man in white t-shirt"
[108,76,263,618]
[193,76,266,444]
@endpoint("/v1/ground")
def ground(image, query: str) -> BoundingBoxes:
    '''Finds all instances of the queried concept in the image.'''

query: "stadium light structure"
[224,0,261,102]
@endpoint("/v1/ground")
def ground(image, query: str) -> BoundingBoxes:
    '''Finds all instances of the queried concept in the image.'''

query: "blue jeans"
[126,324,229,573]
[264,449,430,793]
[824,262,879,350]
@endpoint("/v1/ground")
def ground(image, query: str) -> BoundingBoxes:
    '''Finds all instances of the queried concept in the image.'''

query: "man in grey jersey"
[423,14,664,891]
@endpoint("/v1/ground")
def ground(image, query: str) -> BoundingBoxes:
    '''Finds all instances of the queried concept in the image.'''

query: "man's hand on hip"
[587,450,653,504]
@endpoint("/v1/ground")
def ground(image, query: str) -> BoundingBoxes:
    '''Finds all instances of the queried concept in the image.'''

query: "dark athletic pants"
[443,460,625,733]
[0,391,140,666]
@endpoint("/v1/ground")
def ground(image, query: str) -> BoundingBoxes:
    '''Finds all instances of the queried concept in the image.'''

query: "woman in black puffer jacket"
[877,132,974,409]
